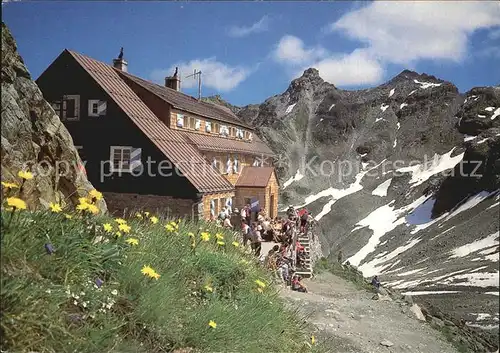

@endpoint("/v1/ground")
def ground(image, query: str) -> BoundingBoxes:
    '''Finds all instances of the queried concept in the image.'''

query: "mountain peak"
[391,69,445,84]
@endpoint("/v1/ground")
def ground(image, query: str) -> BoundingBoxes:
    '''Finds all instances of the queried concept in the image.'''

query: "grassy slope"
[1,208,325,353]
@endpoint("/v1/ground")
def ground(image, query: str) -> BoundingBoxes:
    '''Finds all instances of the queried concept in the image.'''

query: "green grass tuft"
[1,209,324,353]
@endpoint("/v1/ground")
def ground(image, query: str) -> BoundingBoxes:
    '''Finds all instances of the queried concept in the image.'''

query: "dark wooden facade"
[36,51,199,201]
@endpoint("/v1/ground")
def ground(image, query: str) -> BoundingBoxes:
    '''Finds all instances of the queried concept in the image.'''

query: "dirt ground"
[280,272,460,353]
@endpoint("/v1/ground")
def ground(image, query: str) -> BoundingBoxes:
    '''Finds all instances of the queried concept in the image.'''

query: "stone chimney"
[112,47,128,72]
[165,67,181,91]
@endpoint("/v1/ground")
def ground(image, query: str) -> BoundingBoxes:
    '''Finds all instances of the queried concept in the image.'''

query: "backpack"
[300,212,308,221]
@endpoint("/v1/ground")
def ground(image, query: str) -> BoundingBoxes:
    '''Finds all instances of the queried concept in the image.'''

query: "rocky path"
[280,272,459,353]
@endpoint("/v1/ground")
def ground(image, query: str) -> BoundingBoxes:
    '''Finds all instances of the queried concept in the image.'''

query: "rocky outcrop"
[1,22,106,211]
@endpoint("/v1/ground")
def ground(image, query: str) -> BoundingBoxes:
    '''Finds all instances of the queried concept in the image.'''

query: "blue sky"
[3,1,500,106]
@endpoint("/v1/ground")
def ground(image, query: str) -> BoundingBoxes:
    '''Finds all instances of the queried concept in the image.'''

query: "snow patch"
[400,102,408,109]
[328,103,335,111]
[477,137,490,145]
[478,114,486,118]
[437,271,499,288]
[401,291,460,296]
[485,107,495,112]
[380,103,389,112]
[375,117,387,123]
[487,202,500,210]
[449,232,499,258]
[396,122,401,130]
[319,118,324,122]
[285,103,296,114]
[414,79,442,89]
[464,135,478,142]
[282,169,304,190]
[491,108,500,120]
[396,268,426,277]
[485,292,499,296]
[393,139,397,148]
[395,148,464,188]
[388,88,395,97]
[408,90,417,96]
[347,195,428,268]
[372,178,392,197]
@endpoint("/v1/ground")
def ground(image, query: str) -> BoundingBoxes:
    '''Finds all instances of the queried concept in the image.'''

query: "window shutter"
[210,200,215,217]
[130,148,142,171]
[98,100,107,116]
[233,157,239,173]
[226,157,232,174]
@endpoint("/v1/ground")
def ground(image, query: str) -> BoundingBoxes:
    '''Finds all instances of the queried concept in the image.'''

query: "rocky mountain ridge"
[209,68,500,350]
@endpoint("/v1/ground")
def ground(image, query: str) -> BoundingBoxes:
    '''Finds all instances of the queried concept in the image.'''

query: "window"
[225,156,232,174]
[111,146,131,172]
[220,125,229,136]
[233,156,239,173]
[51,100,62,117]
[195,119,201,130]
[206,121,212,132]
[62,95,80,121]
[244,131,249,140]
[236,128,243,139]
[88,99,107,117]
[186,116,195,129]
[176,113,184,127]
[213,123,220,134]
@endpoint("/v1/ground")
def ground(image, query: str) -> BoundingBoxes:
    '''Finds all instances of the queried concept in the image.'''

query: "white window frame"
[88,99,102,117]
[62,94,80,121]
[110,146,132,173]
[176,113,184,127]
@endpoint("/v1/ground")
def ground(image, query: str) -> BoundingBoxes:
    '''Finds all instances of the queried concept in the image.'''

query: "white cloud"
[329,1,500,65]
[273,35,327,65]
[227,15,270,38]
[295,49,384,86]
[273,35,383,86]
[487,27,500,40]
[151,58,251,92]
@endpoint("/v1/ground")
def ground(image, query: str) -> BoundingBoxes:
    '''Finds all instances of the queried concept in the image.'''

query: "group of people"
[214,204,313,293]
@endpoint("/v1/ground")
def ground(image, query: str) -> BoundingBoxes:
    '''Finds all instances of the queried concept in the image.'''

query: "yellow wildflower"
[86,204,99,215]
[255,279,266,288]
[125,238,139,246]
[76,203,88,211]
[151,272,161,280]
[7,197,27,210]
[64,213,73,219]
[88,189,103,200]
[204,284,213,292]
[188,232,195,237]
[165,224,175,232]
[150,216,159,224]
[217,240,225,246]
[232,241,239,247]
[103,223,113,232]
[144,211,150,217]
[118,223,131,233]
[18,170,34,180]
[141,265,160,279]
[115,218,127,225]
[78,197,90,205]
[115,231,122,238]
[49,202,62,213]
[136,212,143,219]
[141,265,155,277]
[257,287,263,293]
[1,181,18,189]
[200,232,210,242]
[311,335,316,345]
[208,320,217,329]
[215,233,224,240]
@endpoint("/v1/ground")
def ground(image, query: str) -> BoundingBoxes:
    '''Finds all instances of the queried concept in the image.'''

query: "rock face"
[1,23,105,211]
[211,67,499,347]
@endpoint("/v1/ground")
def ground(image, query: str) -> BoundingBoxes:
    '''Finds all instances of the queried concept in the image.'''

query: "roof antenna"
[186,69,202,100]
[118,47,124,60]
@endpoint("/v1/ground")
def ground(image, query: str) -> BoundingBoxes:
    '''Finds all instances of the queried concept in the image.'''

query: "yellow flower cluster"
[165,220,179,233]
[76,197,99,215]
[6,197,26,210]
[141,265,160,280]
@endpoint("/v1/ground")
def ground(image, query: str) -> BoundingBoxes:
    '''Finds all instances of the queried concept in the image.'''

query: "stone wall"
[103,192,196,219]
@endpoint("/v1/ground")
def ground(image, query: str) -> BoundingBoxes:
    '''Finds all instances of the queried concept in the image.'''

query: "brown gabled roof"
[182,131,275,157]
[66,50,233,194]
[236,166,276,188]
[117,70,253,129]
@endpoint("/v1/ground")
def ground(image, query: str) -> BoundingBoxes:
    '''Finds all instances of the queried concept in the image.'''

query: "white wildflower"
[45,289,52,294]
[111,289,118,296]
[73,300,78,306]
